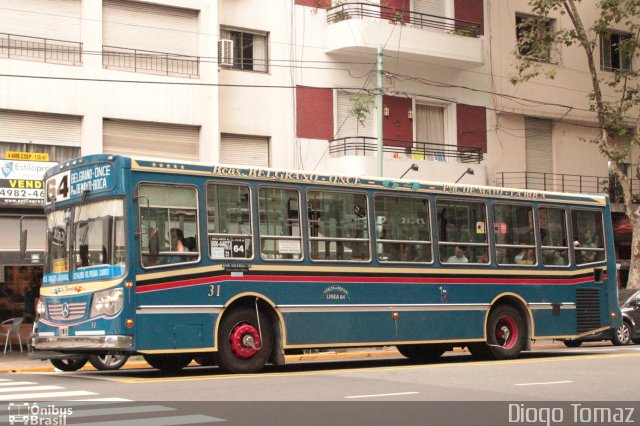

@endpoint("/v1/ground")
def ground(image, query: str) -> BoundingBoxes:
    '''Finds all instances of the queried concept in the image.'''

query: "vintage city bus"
[29,154,622,373]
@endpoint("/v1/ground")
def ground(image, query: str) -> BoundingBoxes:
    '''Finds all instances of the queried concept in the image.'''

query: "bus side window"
[206,183,253,260]
[436,199,489,264]
[539,207,569,267]
[258,186,302,261]
[138,184,199,267]
[307,190,371,262]
[493,204,537,266]
[374,195,432,263]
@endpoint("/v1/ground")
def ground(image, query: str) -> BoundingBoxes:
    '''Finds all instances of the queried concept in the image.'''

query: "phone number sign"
[0,160,57,207]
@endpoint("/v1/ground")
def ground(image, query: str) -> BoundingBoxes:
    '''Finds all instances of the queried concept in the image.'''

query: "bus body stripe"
[134,273,604,293]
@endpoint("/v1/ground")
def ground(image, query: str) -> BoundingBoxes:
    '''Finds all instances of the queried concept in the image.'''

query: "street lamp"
[400,163,419,179]
[455,167,475,184]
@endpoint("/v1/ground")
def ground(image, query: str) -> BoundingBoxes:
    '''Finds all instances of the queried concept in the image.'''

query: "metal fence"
[327,2,480,37]
[0,33,82,65]
[329,137,484,163]
[495,171,640,203]
[102,46,200,78]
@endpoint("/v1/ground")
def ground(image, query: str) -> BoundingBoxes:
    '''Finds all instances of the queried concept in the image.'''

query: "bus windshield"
[44,199,125,284]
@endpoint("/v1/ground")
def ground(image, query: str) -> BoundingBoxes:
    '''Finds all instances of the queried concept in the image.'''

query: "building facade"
[0,0,637,319]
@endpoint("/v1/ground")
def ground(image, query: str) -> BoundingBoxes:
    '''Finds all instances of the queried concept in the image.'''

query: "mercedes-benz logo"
[61,303,70,318]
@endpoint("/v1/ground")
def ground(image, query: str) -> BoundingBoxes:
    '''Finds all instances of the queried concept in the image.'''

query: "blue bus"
[30,154,622,373]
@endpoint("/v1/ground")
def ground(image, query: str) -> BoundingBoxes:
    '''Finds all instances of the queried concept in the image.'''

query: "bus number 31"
[208,285,221,297]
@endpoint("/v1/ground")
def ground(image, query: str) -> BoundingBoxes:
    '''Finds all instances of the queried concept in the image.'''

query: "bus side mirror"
[148,228,159,256]
[20,229,27,259]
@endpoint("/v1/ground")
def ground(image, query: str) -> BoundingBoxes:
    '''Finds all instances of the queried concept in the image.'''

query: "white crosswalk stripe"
[0,378,224,424]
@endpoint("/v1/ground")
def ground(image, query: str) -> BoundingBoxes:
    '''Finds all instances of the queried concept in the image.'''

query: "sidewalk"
[0,347,404,373]
[0,341,575,374]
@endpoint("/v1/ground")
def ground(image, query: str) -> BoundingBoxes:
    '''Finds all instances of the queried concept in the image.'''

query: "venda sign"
[0,160,57,207]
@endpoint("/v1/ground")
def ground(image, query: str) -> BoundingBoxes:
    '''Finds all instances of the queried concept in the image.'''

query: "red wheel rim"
[229,323,261,359]
[495,315,518,349]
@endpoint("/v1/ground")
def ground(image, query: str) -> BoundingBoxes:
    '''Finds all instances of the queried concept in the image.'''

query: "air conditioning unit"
[218,39,234,68]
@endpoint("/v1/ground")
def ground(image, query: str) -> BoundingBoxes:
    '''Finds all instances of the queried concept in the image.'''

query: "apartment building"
[0,0,636,317]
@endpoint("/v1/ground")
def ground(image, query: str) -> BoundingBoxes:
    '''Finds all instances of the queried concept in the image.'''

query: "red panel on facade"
[295,0,331,9]
[454,0,484,36]
[296,87,334,140]
[456,104,487,153]
[383,95,413,148]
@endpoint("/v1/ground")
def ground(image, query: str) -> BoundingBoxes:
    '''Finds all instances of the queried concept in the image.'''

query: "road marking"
[0,390,97,401]
[74,398,133,402]
[346,391,419,399]
[0,385,62,393]
[71,414,225,425]
[112,351,640,384]
[515,380,574,386]
[0,381,37,387]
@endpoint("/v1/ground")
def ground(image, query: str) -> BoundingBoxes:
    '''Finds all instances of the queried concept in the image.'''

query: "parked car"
[563,288,640,347]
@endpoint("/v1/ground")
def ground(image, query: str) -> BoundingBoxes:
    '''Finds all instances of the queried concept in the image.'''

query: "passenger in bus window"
[447,245,468,263]
[170,228,187,253]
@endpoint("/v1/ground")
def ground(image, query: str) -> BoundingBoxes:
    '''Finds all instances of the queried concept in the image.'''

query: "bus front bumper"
[30,335,133,353]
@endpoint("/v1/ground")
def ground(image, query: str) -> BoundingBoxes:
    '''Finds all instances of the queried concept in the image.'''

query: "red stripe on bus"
[135,274,604,293]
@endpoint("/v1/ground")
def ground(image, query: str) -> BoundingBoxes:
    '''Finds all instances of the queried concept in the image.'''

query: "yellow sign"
[5,151,49,161]
[53,259,69,274]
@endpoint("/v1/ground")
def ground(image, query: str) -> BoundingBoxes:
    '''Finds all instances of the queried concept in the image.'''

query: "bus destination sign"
[46,163,116,204]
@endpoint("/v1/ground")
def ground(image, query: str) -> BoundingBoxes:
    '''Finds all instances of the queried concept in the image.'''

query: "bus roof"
[46,154,608,207]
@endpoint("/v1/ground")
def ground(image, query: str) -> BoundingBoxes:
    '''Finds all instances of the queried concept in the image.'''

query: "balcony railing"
[495,171,640,203]
[0,33,82,65]
[102,46,199,78]
[327,3,480,37]
[329,137,483,163]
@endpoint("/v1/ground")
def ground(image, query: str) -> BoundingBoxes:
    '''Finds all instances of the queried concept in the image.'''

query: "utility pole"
[376,47,383,177]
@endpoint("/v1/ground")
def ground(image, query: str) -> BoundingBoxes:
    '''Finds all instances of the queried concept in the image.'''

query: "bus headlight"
[90,288,124,317]
[36,300,47,319]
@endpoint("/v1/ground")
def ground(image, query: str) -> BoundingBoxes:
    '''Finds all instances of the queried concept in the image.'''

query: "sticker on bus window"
[494,222,507,234]
[476,222,486,234]
[52,258,68,273]
[210,237,246,259]
[278,240,301,254]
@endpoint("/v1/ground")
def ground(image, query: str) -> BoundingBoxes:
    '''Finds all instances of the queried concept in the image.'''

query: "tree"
[512,0,640,288]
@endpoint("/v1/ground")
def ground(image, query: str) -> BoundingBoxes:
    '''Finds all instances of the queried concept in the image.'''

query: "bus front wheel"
[217,307,273,374]
[396,344,446,362]
[50,357,88,372]
[143,354,192,374]
[485,305,526,360]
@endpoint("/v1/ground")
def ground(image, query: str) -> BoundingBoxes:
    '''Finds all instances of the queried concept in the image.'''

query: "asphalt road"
[1,344,640,425]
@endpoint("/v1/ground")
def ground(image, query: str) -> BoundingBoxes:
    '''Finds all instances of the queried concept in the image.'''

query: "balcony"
[102,46,199,78]
[325,3,483,67]
[317,137,487,184]
[0,33,82,65]
[495,171,640,207]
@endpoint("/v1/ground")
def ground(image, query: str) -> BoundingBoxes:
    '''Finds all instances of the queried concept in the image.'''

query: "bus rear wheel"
[484,305,526,360]
[50,357,88,372]
[143,354,192,374]
[396,344,446,362]
[217,307,273,374]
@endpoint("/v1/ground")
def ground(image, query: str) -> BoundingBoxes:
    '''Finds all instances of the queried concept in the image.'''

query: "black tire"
[50,357,88,372]
[217,307,273,374]
[89,354,129,370]
[466,342,492,359]
[143,354,192,374]
[611,321,631,346]
[396,344,446,362]
[563,340,583,348]
[194,353,217,366]
[484,305,526,360]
